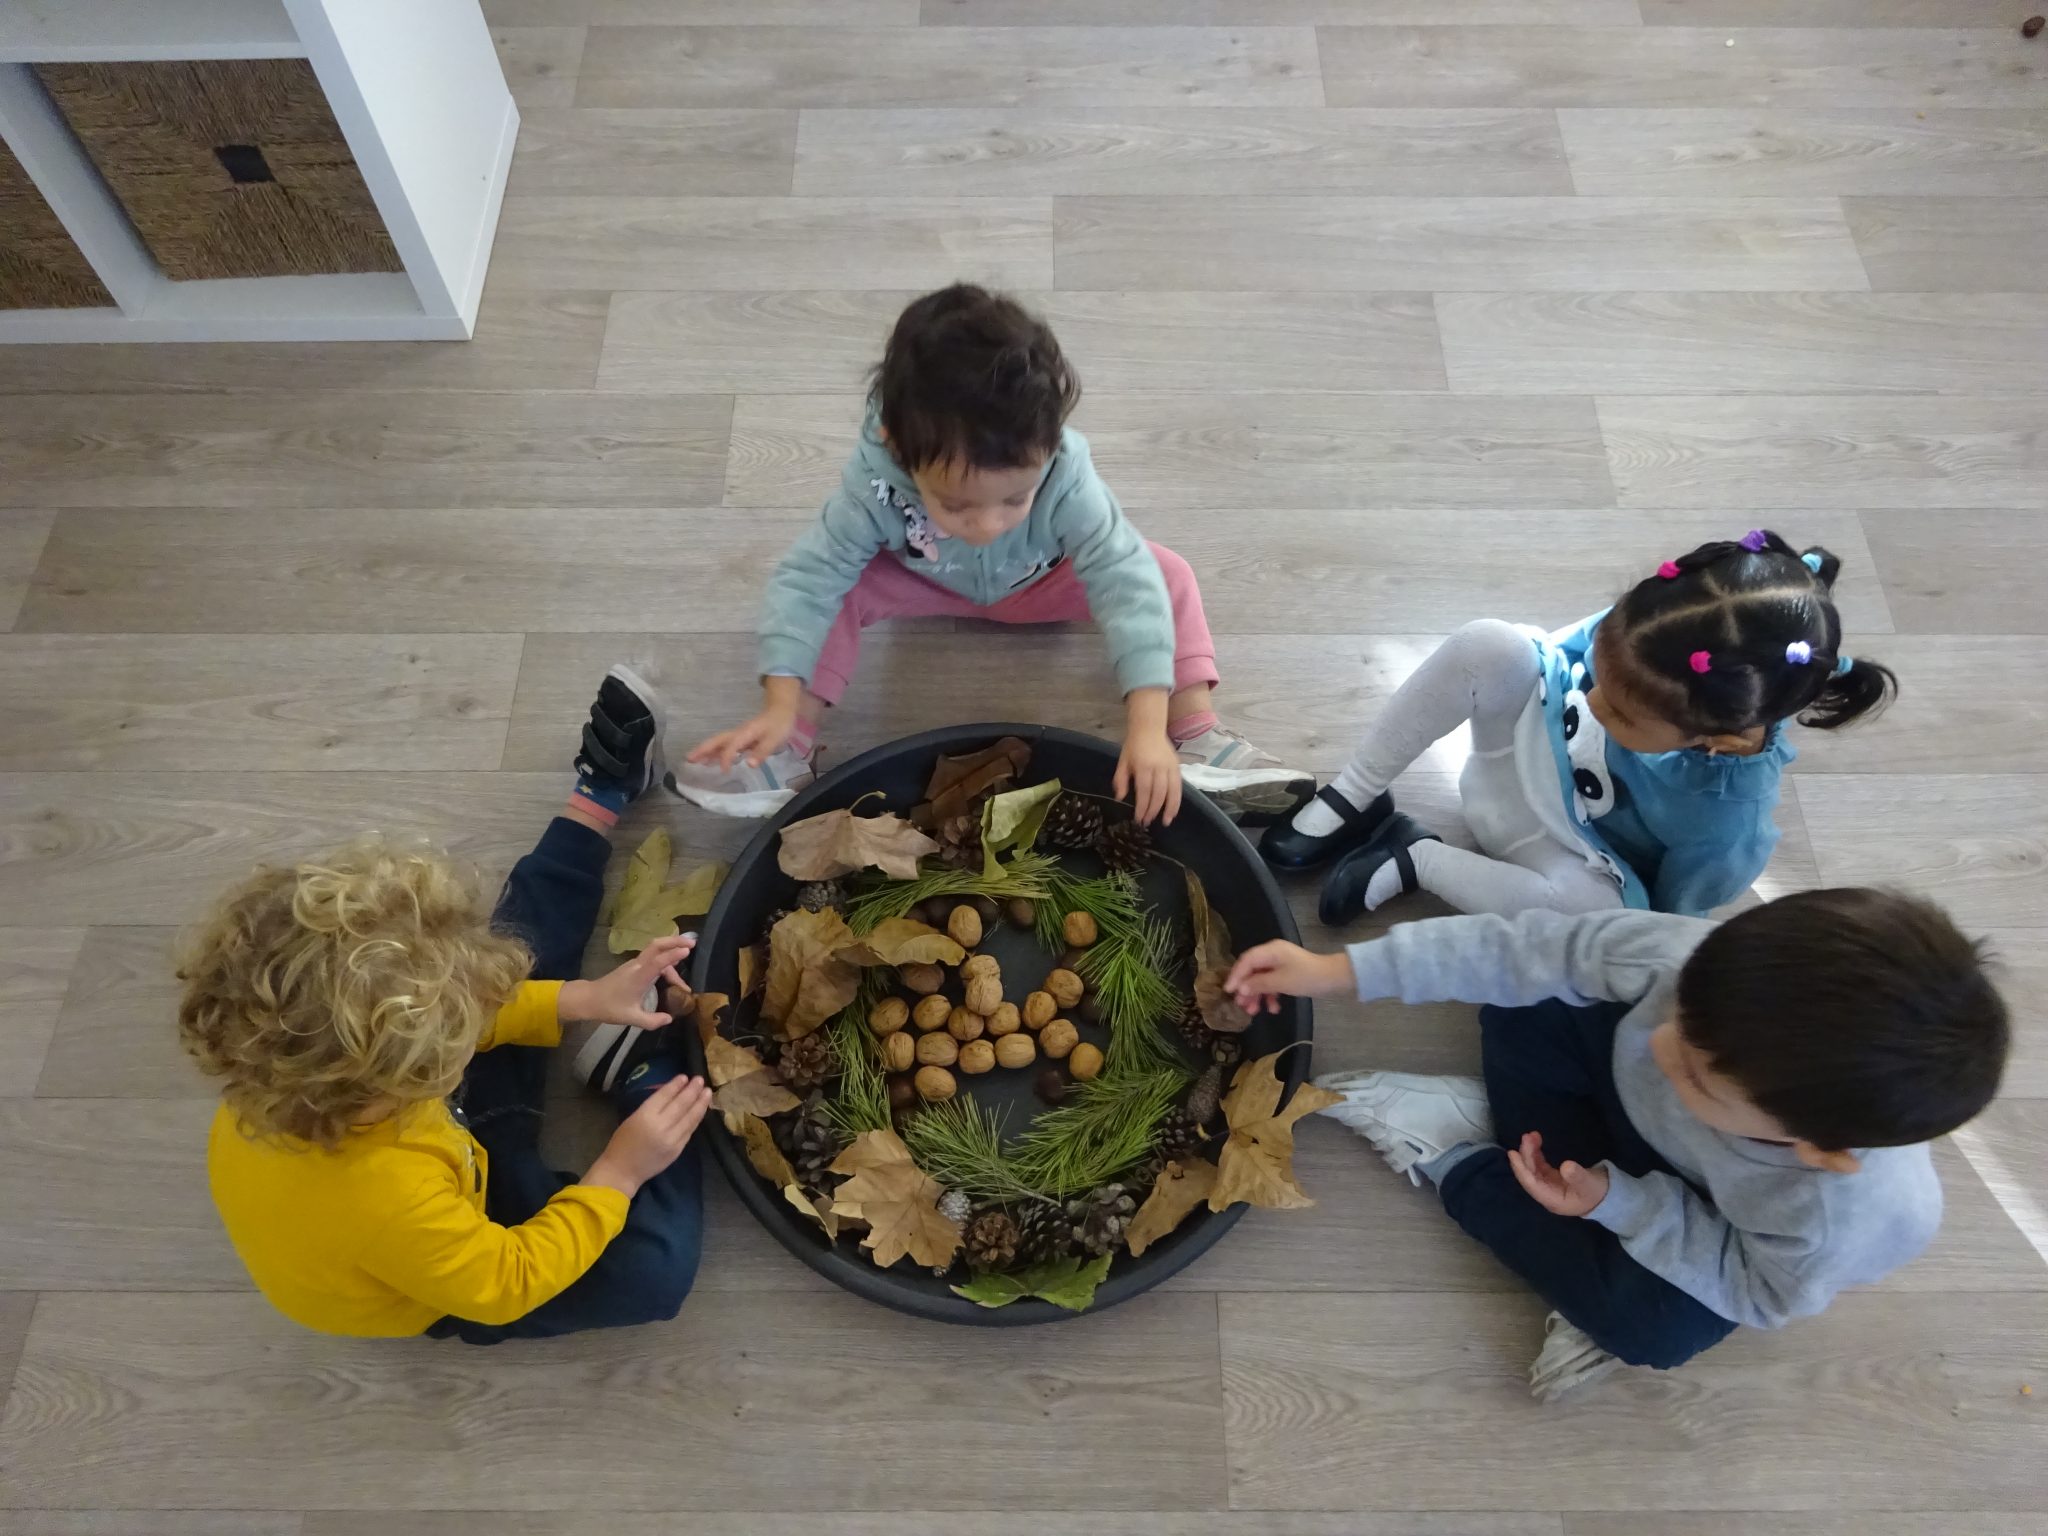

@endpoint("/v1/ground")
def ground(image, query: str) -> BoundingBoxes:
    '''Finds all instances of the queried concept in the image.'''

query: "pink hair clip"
[1689,650,1713,674]
[1740,529,1769,552]
[1657,560,1682,580]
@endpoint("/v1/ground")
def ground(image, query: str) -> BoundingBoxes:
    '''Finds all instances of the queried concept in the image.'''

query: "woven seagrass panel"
[36,58,403,281]
[0,134,114,309]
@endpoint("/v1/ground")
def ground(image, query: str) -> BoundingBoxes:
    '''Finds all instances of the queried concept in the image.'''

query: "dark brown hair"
[872,284,1078,473]
[1602,530,1896,737]
[1676,888,2007,1150]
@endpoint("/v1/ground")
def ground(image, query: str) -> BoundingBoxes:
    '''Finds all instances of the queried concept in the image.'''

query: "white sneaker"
[1529,1311,1623,1402]
[666,745,817,818]
[1176,724,1315,824]
[1314,1070,1492,1184]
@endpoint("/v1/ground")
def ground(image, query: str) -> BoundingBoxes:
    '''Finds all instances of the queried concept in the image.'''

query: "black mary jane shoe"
[1259,785,1395,873]
[1318,814,1443,926]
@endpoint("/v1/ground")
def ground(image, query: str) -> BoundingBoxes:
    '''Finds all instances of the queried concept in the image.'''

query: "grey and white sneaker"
[572,985,665,1094]
[667,743,817,819]
[1529,1311,1623,1402]
[1314,1070,1492,1185]
[1177,723,1315,825]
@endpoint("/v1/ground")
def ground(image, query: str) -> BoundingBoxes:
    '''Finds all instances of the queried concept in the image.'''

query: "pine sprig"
[1037,870,1187,1077]
[843,853,1058,934]
[822,973,890,1137]
[1010,1064,1186,1197]
[900,1096,1048,1205]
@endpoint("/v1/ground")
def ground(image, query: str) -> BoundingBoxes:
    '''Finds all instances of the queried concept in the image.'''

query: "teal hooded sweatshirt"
[757,408,1176,696]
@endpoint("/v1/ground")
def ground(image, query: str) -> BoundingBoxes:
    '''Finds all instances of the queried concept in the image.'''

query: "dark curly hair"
[1601,530,1897,736]
[872,284,1079,473]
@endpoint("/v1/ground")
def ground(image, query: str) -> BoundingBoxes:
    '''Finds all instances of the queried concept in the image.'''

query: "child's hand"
[688,706,796,772]
[585,1075,712,1197]
[1116,728,1183,827]
[562,934,694,1027]
[1506,1131,1610,1218]
[1224,940,1355,1013]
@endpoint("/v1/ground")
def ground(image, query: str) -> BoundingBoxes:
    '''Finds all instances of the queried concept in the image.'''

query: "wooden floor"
[3,1,2047,1528]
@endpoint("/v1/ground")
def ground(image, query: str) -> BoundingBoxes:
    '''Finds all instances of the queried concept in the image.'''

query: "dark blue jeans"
[429,816,703,1345]
[1437,998,1738,1369]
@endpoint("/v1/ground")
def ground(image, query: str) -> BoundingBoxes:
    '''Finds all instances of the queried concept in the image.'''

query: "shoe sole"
[1181,765,1316,824]
[605,663,669,796]
[572,1022,638,1093]
[665,773,805,819]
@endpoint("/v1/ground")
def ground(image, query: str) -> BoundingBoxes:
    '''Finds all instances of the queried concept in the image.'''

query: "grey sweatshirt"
[1347,909,1944,1330]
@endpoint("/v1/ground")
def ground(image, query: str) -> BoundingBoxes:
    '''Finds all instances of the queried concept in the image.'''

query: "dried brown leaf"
[1207,1052,1342,1212]
[727,1110,797,1187]
[1185,870,1252,1034]
[785,1181,842,1239]
[763,908,860,1040]
[918,736,1032,825]
[1194,966,1253,1035]
[692,991,730,1050]
[708,1034,801,1118]
[777,805,938,882]
[827,1128,963,1271]
[838,917,965,969]
[1126,1158,1219,1257]
[608,829,726,953]
[736,944,763,999]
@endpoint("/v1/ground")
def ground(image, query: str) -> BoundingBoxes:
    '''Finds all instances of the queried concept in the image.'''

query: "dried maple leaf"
[762,908,860,1040]
[1207,1052,1342,1212]
[736,944,763,999]
[777,804,938,882]
[607,829,725,954]
[827,1128,963,1271]
[838,917,964,969]
[1186,870,1252,1034]
[1126,1157,1220,1256]
[785,1181,841,1239]
[727,1109,797,1187]
[706,1034,800,1118]
[918,736,1032,826]
[692,991,730,1049]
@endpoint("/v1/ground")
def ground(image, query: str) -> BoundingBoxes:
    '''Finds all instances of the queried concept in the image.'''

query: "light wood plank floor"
[2,3,2045,1527]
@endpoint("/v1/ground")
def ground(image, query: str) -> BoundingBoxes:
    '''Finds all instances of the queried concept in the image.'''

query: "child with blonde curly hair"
[179,669,712,1342]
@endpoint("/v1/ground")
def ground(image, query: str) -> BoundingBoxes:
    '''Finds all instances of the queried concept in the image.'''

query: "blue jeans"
[1436,998,1738,1369]
[428,816,703,1345]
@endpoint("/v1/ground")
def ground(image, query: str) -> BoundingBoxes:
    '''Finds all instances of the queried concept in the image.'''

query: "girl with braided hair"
[1263,530,1897,921]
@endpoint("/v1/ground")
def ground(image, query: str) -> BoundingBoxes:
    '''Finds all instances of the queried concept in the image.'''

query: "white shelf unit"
[0,0,518,342]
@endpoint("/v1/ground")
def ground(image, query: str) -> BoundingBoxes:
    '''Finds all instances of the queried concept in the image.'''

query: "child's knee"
[1448,617,1532,670]
[616,1243,699,1326]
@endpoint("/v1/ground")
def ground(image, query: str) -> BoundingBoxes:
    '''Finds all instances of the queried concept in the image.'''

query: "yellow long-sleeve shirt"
[207,980,629,1337]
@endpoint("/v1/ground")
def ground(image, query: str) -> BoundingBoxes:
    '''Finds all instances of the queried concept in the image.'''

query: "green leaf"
[608,829,726,953]
[949,1253,1113,1313]
[981,779,1062,880]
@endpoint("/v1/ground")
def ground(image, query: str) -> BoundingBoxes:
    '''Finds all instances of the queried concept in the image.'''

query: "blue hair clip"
[1802,552,1824,574]
[1835,653,1853,676]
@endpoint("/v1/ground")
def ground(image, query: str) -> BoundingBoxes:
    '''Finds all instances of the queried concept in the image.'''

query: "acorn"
[887,1074,918,1113]
[1035,1067,1069,1105]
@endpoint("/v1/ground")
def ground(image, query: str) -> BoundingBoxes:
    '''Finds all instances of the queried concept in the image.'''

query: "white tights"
[1302,620,1623,918]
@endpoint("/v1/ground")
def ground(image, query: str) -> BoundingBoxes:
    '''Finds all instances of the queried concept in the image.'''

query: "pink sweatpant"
[807,541,1221,706]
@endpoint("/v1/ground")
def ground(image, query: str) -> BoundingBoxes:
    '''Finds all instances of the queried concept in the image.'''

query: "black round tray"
[685,723,1314,1325]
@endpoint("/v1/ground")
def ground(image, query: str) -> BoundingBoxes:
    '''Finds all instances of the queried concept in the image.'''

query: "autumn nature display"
[608,737,1334,1314]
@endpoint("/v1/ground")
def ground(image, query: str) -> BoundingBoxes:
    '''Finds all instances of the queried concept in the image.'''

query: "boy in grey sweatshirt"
[1225,890,2008,1396]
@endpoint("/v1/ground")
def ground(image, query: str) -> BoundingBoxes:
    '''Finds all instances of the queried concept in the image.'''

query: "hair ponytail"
[1800,544,1842,587]
[1800,656,1897,730]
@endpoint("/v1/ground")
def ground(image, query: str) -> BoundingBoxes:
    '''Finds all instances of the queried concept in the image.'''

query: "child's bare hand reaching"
[1116,727,1182,827]
[688,705,796,772]
[585,1076,712,1197]
[1224,940,1355,1015]
[1506,1131,1610,1217]
[561,933,693,1028]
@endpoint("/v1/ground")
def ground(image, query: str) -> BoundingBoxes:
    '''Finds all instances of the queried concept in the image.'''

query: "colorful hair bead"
[1689,650,1713,674]
[1785,641,1813,665]
[1657,560,1682,580]
[1835,653,1854,676]
[1740,529,1769,552]
[1802,552,1824,574]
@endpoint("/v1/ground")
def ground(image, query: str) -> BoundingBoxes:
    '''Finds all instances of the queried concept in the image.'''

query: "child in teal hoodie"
[675,285,1311,824]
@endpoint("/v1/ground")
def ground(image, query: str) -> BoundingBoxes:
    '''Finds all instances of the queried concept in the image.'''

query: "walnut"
[1044,968,1085,1009]
[869,997,910,1036]
[994,1032,1036,1070]
[881,1030,916,1073]
[1067,1041,1104,1081]
[1062,911,1099,948]
[1022,991,1057,1030]
[914,995,953,1033]
[947,1006,985,1042]
[1040,1019,1080,1059]
[985,1002,1021,1037]
[957,1039,996,1075]
[964,975,1003,1016]
[916,1031,959,1067]
[900,962,944,995]
[961,953,1000,982]
[947,904,983,949]
[914,1065,957,1102]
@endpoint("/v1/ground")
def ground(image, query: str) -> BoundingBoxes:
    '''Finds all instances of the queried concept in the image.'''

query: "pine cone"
[796,879,846,913]
[759,906,795,943]
[1014,1199,1074,1263]
[775,1093,847,1185]
[938,1187,973,1226]
[1094,818,1152,873]
[778,1030,839,1093]
[1186,1062,1225,1127]
[1175,999,1243,1069]
[1154,1106,1206,1163]
[1041,792,1105,851]
[1066,1183,1138,1258]
[963,1208,1022,1270]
